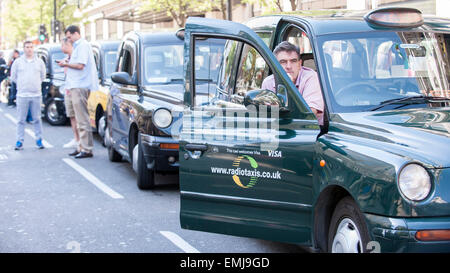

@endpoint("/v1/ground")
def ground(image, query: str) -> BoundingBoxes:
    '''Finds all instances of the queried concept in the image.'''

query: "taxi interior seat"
[300,53,316,71]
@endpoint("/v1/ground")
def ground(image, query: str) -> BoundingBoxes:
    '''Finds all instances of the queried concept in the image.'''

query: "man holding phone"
[58,25,98,159]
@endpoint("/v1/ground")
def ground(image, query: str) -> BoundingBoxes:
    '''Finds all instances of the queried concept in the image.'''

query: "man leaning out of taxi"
[262,41,324,125]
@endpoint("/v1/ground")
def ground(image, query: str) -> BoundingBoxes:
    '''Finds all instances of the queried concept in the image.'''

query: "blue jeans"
[16,96,42,142]
[8,82,17,106]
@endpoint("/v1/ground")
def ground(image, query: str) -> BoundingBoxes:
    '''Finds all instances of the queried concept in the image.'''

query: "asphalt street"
[0,101,307,253]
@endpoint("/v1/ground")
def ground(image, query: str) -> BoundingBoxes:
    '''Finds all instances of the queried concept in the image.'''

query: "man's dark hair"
[65,25,80,35]
[13,49,20,54]
[273,41,300,60]
[23,41,33,46]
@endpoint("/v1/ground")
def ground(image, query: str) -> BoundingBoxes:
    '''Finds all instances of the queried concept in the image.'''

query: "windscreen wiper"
[369,95,450,111]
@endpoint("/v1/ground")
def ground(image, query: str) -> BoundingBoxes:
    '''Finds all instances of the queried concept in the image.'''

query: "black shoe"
[69,150,80,156]
[74,152,93,159]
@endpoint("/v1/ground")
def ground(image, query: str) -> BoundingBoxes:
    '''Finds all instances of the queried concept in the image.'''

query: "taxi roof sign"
[364,7,424,28]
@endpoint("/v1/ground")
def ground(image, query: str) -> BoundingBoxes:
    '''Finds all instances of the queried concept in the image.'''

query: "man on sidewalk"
[11,41,46,150]
[59,25,98,159]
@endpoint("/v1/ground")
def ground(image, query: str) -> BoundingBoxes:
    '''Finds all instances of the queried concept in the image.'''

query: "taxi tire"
[136,135,155,190]
[108,145,122,162]
[327,196,370,253]
[44,98,67,126]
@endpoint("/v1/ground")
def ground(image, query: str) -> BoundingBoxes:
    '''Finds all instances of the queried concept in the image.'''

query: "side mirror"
[111,72,136,86]
[243,89,288,112]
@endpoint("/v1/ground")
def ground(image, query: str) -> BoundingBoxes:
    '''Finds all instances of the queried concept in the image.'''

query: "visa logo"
[268,150,282,158]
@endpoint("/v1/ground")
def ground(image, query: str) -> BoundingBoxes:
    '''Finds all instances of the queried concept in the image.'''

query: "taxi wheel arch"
[129,123,139,164]
[313,186,350,252]
[95,105,104,133]
[327,196,371,253]
[133,130,155,190]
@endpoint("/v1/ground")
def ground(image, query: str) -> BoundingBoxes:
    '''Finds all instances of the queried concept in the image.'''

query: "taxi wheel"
[44,98,67,126]
[98,115,107,147]
[136,136,155,190]
[108,145,122,162]
[327,197,370,253]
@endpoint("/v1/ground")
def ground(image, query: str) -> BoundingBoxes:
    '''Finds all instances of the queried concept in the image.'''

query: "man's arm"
[62,41,89,70]
[301,72,324,119]
[10,59,17,83]
[60,62,85,70]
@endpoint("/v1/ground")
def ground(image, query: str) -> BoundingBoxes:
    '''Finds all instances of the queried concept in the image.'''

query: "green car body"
[179,8,450,253]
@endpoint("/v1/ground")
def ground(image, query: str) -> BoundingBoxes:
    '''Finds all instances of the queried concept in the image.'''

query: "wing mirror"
[111,72,137,86]
[243,89,288,112]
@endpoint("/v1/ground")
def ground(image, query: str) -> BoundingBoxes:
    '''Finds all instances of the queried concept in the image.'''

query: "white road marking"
[4,113,54,148]
[160,231,200,253]
[62,158,124,199]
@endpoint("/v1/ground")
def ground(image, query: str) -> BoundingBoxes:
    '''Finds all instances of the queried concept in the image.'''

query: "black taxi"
[179,8,450,252]
[36,44,68,125]
[106,31,224,189]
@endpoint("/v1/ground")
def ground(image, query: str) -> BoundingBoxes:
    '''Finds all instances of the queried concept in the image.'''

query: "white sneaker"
[63,139,79,148]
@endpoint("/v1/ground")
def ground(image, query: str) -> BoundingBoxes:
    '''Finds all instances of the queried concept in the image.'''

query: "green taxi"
[178,8,450,252]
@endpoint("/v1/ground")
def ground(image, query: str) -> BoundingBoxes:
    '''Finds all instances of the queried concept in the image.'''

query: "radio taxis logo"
[232,155,258,189]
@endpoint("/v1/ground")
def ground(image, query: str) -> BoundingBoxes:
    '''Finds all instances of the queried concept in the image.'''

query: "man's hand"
[58,61,84,70]
[57,59,67,67]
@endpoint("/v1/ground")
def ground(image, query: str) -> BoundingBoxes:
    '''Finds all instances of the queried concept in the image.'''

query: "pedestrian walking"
[59,37,80,150]
[10,41,46,150]
[0,51,7,87]
[7,49,20,107]
[59,25,98,159]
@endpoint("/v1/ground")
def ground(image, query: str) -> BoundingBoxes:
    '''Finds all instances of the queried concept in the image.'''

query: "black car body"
[36,44,68,125]
[106,32,182,190]
[106,31,224,189]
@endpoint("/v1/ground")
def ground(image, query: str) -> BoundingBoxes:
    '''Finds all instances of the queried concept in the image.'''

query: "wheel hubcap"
[98,116,106,138]
[332,218,363,253]
[48,102,59,122]
[132,144,139,173]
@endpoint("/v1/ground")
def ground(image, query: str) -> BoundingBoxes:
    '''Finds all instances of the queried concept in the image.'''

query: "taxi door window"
[284,27,316,71]
[93,50,100,78]
[256,32,272,47]
[285,27,313,54]
[193,37,237,107]
[234,44,269,104]
[118,42,135,78]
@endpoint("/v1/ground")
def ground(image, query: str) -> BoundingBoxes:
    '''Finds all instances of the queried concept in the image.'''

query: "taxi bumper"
[364,213,450,253]
[140,134,179,173]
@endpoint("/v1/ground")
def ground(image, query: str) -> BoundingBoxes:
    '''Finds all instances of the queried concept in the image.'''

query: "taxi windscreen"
[104,51,118,81]
[319,31,450,112]
[143,40,225,90]
[144,44,184,86]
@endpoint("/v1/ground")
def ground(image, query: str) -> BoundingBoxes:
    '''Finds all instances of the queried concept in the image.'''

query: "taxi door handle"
[185,144,208,152]
[184,144,208,160]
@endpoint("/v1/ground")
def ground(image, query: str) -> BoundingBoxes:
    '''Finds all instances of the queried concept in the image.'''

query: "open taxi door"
[179,17,320,244]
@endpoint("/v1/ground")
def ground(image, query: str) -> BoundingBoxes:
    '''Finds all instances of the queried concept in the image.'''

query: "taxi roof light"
[364,7,423,28]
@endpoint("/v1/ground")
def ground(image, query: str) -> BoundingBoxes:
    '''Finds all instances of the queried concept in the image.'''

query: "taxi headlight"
[153,108,172,129]
[398,164,431,201]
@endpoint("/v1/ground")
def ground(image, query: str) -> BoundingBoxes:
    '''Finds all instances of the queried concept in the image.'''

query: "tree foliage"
[2,0,90,47]
[242,0,298,13]
[136,0,228,28]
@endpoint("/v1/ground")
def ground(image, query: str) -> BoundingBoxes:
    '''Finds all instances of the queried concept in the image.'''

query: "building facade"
[81,0,449,42]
